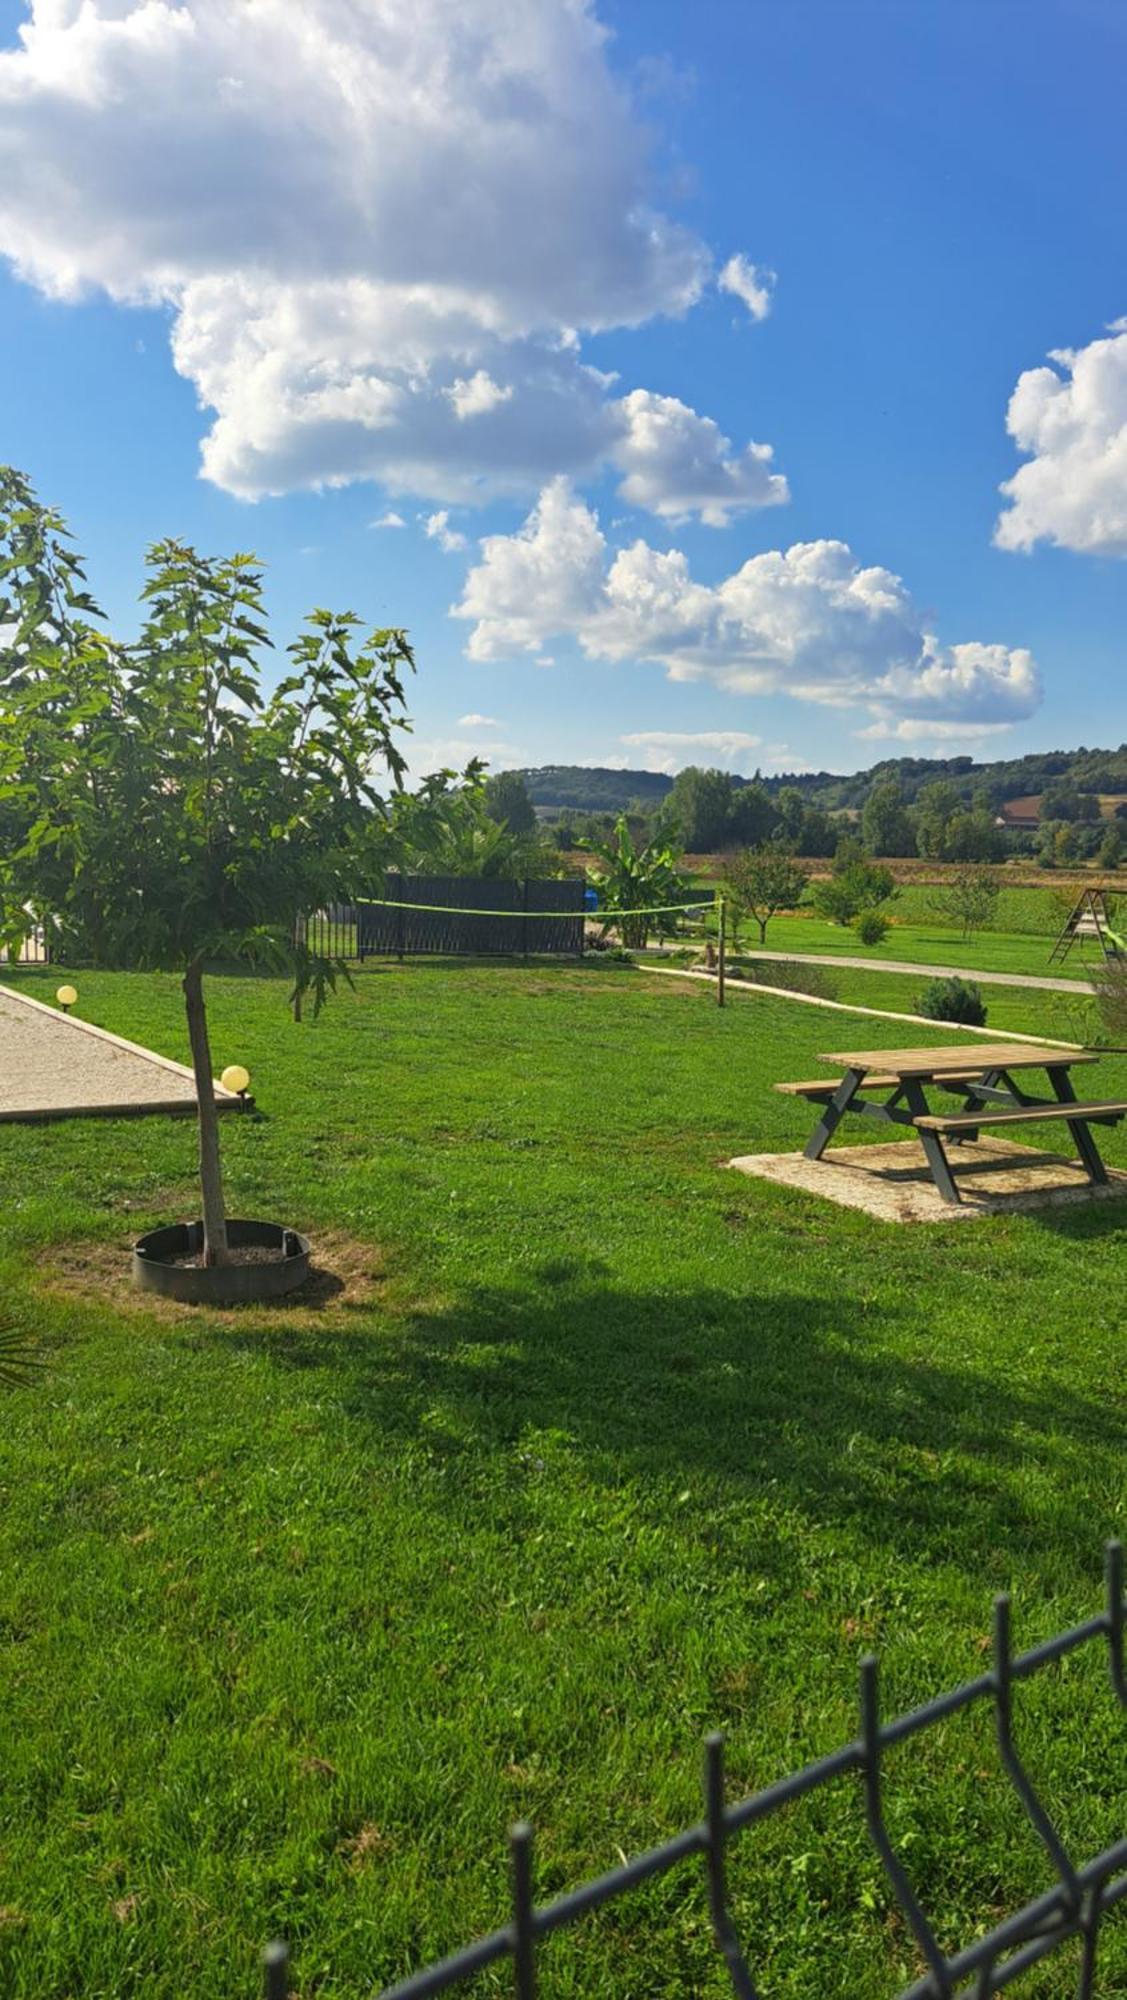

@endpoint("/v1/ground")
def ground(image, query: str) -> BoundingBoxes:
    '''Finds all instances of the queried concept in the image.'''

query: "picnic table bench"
[775,1042,1127,1205]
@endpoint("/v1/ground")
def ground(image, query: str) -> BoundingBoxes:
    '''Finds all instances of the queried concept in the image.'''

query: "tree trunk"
[758,916,768,944]
[183,957,231,1266]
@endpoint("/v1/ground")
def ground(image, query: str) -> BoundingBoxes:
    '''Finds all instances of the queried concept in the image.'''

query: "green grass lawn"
[732,911,1098,983]
[3,959,1127,1998]
[720,961,1102,1046]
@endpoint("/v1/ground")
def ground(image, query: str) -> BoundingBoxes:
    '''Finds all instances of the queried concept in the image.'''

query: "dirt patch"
[38,1227,391,1324]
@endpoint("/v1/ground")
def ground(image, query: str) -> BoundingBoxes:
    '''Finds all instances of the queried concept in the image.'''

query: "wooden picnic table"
[774,1041,1127,1205]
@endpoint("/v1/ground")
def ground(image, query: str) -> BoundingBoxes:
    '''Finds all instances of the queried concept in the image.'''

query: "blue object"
[584,886,599,911]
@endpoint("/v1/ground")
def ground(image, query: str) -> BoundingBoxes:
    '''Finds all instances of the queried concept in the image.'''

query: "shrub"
[853,908,889,947]
[917,976,987,1027]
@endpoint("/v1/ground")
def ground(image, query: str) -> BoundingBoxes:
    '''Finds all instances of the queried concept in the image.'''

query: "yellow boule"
[221,1064,250,1095]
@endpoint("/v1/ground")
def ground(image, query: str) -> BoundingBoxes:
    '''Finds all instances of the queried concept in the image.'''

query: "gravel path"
[716,948,1091,994]
[0,984,237,1121]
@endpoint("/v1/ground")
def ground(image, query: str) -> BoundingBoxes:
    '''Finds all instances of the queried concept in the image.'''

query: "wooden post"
[717,895,726,1009]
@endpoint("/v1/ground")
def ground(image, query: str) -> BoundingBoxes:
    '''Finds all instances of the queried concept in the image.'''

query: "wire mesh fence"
[261,1544,1127,2000]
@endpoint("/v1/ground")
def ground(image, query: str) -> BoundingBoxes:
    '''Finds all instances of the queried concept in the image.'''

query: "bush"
[853,908,889,946]
[917,976,988,1027]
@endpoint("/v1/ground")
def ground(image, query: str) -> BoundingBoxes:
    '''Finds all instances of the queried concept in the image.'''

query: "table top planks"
[818,1042,1100,1078]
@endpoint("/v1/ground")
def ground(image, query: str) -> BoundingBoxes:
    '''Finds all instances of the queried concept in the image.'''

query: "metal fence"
[299,879,586,962]
[261,1543,1127,2000]
[0,928,50,965]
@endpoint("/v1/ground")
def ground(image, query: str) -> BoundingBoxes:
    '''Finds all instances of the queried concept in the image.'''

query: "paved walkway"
[717,947,1091,995]
[0,983,240,1121]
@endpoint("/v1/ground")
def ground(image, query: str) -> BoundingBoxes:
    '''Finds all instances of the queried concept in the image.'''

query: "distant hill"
[520,765,675,811]
[517,746,1127,815]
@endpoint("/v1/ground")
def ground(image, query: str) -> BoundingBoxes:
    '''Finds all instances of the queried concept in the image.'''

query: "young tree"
[928,865,1001,941]
[0,467,414,1267]
[812,841,895,925]
[724,844,808,944]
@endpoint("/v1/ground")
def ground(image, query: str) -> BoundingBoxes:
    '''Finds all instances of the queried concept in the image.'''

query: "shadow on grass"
[202,1270,1120,1585]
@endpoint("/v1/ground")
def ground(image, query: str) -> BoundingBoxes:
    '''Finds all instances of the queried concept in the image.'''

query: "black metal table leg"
[804,1068,863,1160]
[1048,1066,1109,1185]
[902,1076,961,1203]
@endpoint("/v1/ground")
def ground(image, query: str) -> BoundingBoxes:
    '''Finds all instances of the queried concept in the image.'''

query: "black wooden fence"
[261,1544,1127,1999]
[299,879,586,962]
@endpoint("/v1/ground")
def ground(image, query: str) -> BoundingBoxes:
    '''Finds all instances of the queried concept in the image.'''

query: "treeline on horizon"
[519,745,1127,815]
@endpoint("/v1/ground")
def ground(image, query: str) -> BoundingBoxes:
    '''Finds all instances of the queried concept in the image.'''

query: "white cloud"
[372,509,406,529]
[718,253,775,322]
[445,370,514,420]
[454,479,1041,731]
[457,712,503,728]
[995,321,1127,555]
[423,509,467,553]
[620,728,763,775]
[0,0,783,520]
[612,388,787,525]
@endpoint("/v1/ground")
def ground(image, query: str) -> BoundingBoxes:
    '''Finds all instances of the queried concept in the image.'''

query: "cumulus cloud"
[995,321,1127,555]
[718,254,775,322]
[613,389,787,525]
[454,480,1041,731]
[423,510,467,553]
[620,728,763,774]
[372,509,406,529]
[457,712,503,728]
[0,0,783,519]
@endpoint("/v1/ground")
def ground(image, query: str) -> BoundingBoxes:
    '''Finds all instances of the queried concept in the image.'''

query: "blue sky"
[2,0,1126,781]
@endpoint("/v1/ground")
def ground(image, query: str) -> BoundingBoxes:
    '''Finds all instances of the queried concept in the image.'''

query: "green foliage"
[0,468,413,986]
[586,815,688,947]
[860,782,916,857]
[390,769,558,879]
[667,766,741,851]
[914,780,962,859]
[943,809,1005,863]
[852,908,890,946]
[927,865,1002,941]
[482,768,537,835]
[917,975,988,1026]
[812,842,895,925]
[723,843,808,944]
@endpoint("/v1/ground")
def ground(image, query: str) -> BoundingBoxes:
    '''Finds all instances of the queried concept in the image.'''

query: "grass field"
[728,912,1098,983]
[4,959,1127,1997]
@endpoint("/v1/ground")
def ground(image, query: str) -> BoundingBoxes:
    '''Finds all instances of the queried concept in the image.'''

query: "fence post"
[522,877,529,965]
[717,896,726,1009]
[396,880,405,963]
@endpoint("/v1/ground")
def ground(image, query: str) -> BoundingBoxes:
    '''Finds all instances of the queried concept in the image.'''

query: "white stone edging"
[637,964,1085,1049]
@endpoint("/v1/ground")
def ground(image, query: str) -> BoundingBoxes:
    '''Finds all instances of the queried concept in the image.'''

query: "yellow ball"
[56,985,78,1009]
[221,1064,250,1095]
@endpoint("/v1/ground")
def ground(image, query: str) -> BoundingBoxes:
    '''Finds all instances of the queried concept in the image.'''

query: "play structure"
[1049,888,1127,965]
